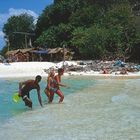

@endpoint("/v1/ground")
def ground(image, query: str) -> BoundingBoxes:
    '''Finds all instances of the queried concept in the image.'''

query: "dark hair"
[35,75,42,81]
[58,68,64,73]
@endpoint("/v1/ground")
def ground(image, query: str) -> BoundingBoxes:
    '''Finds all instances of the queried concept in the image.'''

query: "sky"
[0,0,54,50]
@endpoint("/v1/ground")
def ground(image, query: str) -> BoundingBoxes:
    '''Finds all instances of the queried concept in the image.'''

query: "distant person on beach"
[100,67,112,74]
[115,68,128,75]
[49,68,67,103]
[44,68,55,102]
[19,75,43,108]
[119,68,128,75]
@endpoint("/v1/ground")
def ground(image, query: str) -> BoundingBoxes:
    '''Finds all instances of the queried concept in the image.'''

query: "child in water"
[44,68,55,103]
[45,68,67,103]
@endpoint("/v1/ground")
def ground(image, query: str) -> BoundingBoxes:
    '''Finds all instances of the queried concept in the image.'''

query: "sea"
[0,76,140,140]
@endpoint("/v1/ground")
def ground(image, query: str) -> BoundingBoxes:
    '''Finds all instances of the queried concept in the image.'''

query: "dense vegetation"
[1,14,35,55]
[1,0,140,62]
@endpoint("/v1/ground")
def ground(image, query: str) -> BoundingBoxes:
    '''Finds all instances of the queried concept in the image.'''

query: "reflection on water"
[0,76,140,140]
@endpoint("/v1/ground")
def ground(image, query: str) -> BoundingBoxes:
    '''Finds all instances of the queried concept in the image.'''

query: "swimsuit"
[49,78,58,93]
[49,75,64,103]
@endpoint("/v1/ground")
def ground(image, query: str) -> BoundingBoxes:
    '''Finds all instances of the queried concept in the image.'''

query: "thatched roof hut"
[5,47,74,62]
[46,47,74,61]
[6,48,34,56]
[6,48,35,62]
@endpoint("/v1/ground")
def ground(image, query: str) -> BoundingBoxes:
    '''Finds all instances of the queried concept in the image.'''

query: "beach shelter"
[31,50,48,61]
[5,48,35,62]
[47,47,74,61]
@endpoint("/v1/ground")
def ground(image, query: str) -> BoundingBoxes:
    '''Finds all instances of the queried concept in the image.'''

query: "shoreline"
[0,61,140,79]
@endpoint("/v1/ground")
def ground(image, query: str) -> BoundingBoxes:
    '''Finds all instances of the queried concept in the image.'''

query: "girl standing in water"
[49,68,67,103]
[44,68,55,103]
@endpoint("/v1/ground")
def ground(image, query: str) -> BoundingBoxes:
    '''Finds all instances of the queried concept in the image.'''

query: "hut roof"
[6,49,20,55]
[47,47,63,54]
[20,48,35,53]
[6,47,73,56]
[6,48,35,55]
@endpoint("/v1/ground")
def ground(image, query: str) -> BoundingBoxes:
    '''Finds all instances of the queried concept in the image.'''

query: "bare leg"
[56,89,64,103]
[44,88,50,102]
[24,98,32,108]
[49,91,54,103]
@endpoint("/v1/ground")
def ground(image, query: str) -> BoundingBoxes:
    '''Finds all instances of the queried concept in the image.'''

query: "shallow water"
[0,76,140,140]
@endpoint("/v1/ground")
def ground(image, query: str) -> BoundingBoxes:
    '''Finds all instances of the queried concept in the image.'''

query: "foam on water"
[0,77,140,140]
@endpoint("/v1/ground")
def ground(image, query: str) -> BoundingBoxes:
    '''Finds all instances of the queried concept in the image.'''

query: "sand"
[0,61,140,79]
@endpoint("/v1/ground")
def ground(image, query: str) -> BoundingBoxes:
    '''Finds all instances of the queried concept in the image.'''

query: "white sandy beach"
[0,62,140,140]
[0,61,140,78]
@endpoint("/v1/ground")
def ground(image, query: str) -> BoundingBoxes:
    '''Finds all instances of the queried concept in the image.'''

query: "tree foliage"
[36,23,74,48]
[2,0,140,62]
[2,13,35,51]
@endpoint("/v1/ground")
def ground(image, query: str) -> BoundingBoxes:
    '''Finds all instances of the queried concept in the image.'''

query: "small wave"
[111,94,128,103]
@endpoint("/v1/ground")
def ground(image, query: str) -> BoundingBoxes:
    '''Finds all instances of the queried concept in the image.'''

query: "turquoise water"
[0,77,93,125]
[0,76,140,140]
[0,79,25,123]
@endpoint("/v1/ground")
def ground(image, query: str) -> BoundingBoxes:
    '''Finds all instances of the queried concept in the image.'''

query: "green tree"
[71,25,109,59]
[36,23,74,48]
[71,1,140,60]
[3,13,35,51]
[35,0,81,38]
[103,2,139,60]
[35,0,140,61]
[69,5,103,27]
